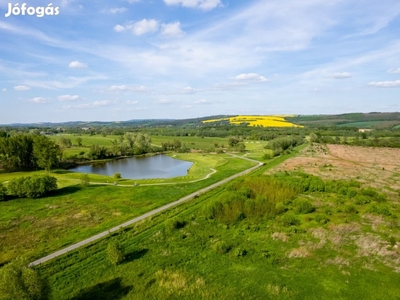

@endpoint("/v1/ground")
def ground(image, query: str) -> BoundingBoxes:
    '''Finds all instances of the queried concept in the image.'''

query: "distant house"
[358,129,372,133]
[40,131,54,136]
[82,127,91,131]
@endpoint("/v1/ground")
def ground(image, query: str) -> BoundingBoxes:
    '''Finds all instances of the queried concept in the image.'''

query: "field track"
[29,154,262,267]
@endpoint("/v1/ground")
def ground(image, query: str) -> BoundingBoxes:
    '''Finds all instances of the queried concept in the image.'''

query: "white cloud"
[62,100,112,109]
[30,97,48,104]
[22,75,106,90]
[163,0,222,11]
[58,95,80,101]
[161,22,184,37]
[108,85,147,92]
[126,0,139,3]
[181,86,197,94]
[194,99,211,104]
[387,68,400,74]
[103,7,127,14]
[368,80,400,88]
[212,82,246,90]
[331,72,352,79]
[127,19,159,36]
[2,88,6,92]
[234,73,268,82]
[157,99,173,104]
[126,100,139,105]
[69,61,88,69]
[14,85,31,91]
[114,25,126,32]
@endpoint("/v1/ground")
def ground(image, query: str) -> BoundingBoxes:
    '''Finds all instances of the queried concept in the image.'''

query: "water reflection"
[69,155,193,179]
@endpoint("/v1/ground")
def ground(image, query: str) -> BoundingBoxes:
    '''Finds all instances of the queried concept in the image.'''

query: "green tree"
[114,173,121,180]
[33,136,60,172]
[0,257,47,300]
[0,135,36,171]
[59,137,72,148]
[107,241,124,265]
[76,137,83,147]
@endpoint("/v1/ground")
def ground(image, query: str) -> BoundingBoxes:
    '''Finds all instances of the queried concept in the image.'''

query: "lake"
[69,155,193,179]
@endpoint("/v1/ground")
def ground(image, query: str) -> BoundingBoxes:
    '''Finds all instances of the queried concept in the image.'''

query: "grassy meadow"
[0,152,256,265]
[37,168,400,299]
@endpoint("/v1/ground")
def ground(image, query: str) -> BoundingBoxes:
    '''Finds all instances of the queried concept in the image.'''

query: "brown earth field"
[267,144,400,200]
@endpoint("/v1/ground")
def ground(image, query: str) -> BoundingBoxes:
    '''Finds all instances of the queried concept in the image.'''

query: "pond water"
[69,155,193,179]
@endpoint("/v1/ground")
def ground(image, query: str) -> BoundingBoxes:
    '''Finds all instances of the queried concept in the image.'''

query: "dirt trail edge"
[29,154,262,267]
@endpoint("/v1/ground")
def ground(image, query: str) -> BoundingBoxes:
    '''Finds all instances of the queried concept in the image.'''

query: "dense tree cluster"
[264,136,305,157]
[0,134,60,171]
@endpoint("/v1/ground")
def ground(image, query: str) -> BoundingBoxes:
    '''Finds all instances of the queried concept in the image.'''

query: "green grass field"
[37,168,400,299]
[0,153,256,265]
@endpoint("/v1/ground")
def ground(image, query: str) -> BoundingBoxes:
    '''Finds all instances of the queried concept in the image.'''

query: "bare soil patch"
[268,144,400,197]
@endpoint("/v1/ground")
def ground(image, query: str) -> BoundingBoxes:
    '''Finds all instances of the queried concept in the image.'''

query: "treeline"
[0,134,60,172]
[264,135,305,157]
[312,132,400,148]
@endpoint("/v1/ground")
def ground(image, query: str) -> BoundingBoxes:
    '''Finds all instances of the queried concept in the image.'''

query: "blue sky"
[1,0,400,123]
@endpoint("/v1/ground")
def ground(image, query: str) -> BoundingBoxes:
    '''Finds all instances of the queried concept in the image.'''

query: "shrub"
[165,218,186,232]
[212,241,231,254]
[293,198,315,214]
[7,175,57,199]
[232,247,247,257]
[367,204,392,216]
[281,212,300,226]
[314,214,330,224]
[0,182,7,201]
[107,241,124,265]
[113,172,121,179]
[0,257,47,300]
[343,204,358,214]
[80,173,90,187]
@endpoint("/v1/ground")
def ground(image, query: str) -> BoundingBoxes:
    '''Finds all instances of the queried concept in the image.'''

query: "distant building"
[40,131,54,136]
[358,129,372,133]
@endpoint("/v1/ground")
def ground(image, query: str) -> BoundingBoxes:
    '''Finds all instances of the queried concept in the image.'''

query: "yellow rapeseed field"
[202,115,303,128]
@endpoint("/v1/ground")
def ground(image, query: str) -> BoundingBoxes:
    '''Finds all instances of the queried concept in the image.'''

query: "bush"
[0,182,6,201]
[281,212,300,226]
[80,173,90,187]
[232,247,247,257]
[7,175,57,199]
[0,257,47,300]
[212,241,231,254]
[293,198,315,214]
[315,214,330,224]
[107,241,124,265]
[113,172,121,179]
[343,204,358,214]
[165,218,186,232]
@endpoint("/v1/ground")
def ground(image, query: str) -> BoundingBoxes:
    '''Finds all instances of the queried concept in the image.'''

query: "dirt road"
[29,155,262,267]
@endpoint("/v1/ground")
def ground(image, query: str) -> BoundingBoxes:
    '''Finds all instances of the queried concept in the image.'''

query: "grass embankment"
[39,169,400,299]
[0,153,256,265]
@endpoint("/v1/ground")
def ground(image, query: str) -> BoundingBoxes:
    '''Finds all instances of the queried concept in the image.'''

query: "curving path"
[29,154,263,267]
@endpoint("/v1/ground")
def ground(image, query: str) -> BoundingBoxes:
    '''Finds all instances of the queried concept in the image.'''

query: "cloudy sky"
[1,0,400,123]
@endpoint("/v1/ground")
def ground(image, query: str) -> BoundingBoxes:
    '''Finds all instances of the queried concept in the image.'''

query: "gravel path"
[29,154,262,267]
